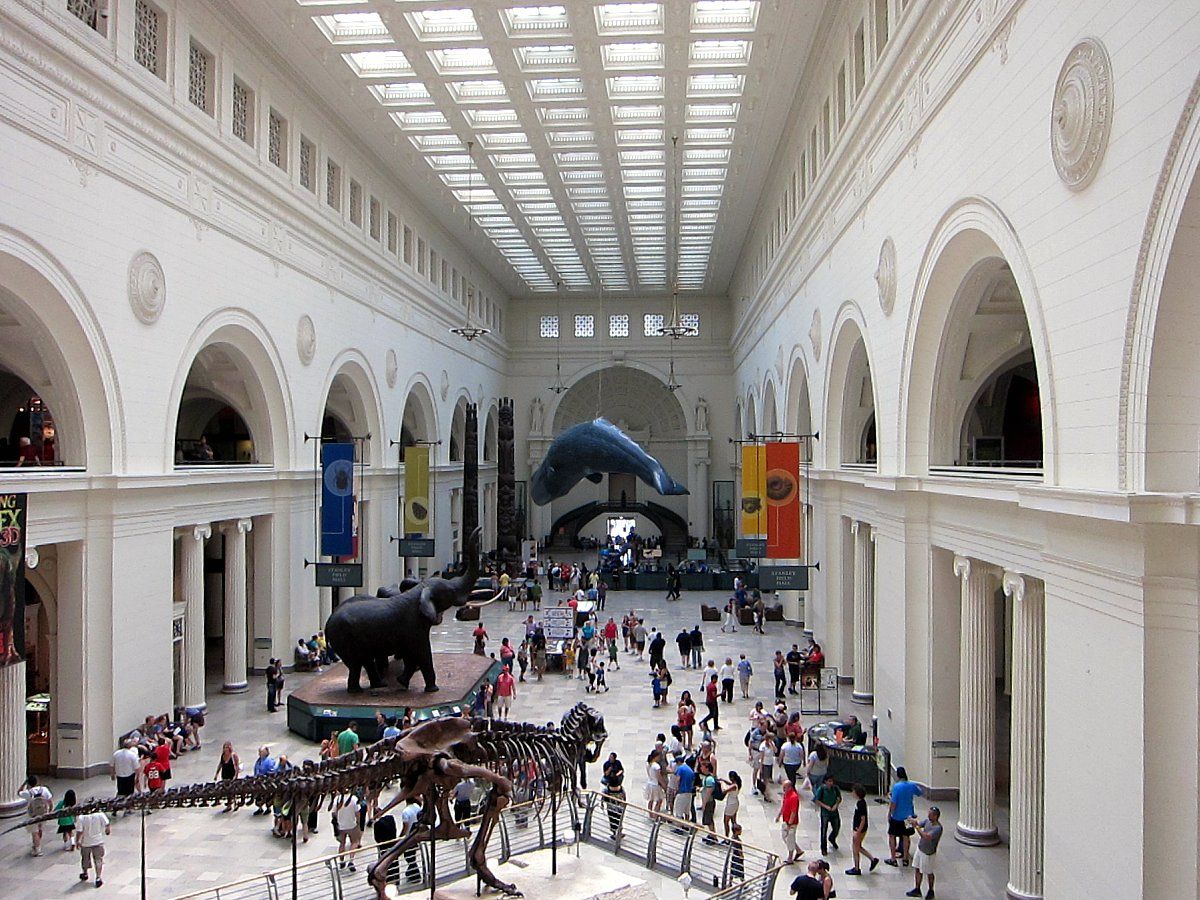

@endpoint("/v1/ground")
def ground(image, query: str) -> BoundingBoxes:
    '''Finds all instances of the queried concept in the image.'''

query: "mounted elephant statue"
[324,527,483,693]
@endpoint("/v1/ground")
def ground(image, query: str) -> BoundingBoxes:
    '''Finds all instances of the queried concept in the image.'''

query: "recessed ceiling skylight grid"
[595,3,665,36]
[537,107,592,126]
[686,102,741,123]
[686,126,736,144]
[315,13,389,45]
[427,47,496,76]
[477,132,531,150]
[687,73,746,98]
[371,83,432,107]
[607,75,665,100]
[409,133,465,153]
[502,5,571,38]
[404,8,481,42]
[554,151,603,167]
[463,108,522,128]
[616,128,666,146]
[344,51,413,78]
[689,39,753,66]
[447,80,509,104]
[601,42,665,69]
[516,44,579,71]
[691,0,760,32]
[390,110,449,131]
[527,77,587,102]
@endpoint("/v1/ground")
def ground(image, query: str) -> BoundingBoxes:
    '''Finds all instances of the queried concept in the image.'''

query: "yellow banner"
[403,445,431,535]
[740,445,766,538]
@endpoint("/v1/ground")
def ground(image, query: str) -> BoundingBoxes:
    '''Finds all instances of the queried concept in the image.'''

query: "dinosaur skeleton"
[7,703,606,898]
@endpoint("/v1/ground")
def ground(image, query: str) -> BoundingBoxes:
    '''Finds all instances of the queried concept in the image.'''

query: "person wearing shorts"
[335,795,363,872]
[906,807,943,899]
[76,810,110,887]
[886,767,923,866]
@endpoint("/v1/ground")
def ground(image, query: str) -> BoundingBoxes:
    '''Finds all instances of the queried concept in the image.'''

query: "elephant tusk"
[464,587,509,609]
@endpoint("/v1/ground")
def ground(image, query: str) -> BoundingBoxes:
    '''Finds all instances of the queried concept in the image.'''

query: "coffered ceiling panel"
[243,1,823,298]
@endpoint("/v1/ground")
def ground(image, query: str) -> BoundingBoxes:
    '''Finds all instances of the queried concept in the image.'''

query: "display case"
[25,693,50,775]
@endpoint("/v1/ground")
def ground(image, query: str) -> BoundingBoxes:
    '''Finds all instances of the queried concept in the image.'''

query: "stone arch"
[899,198,1056,479]
[319,351,385,467]
[0,228,121,471]
[761,377,780,436]
[744,389,758,438]
[399,375,439,448]
[1121,73,1200,491]
[169,312,294,468]
[551,366,688,438]
[483,402,498,463]
[784,348,815,437]
[824,304,878,468]
[448,393,471,463]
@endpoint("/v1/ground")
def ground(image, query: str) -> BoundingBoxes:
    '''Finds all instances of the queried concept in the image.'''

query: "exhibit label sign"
[543,606,574,641]
[314,562,363,588]
[735,537,767,559]
[759,565,809,591]
[397,538,436,558]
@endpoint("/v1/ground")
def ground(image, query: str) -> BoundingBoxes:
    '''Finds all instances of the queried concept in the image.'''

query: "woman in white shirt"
[644,750,666,813]
[721,770,742,836]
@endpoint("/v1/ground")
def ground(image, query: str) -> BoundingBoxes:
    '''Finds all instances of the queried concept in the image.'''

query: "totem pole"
[496,398,518,560]
[463,403,479,546]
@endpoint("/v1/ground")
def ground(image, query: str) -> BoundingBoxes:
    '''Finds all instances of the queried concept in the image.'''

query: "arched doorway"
[548,367,690,549]
[825,316,878,468]
[174,341,277,465]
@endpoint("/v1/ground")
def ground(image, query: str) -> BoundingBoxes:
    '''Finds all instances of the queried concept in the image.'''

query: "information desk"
[806,722,890,794]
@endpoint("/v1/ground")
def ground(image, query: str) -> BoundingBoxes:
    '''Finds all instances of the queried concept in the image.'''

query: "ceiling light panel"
[686,126,736,144]
[690,39,753,66]
[554,151,603,167]
[595,3,665,36]
[616,128,665,146]
[390,110,448,130]
[315,13,389,45]
[691,0,760,32]
[515,44,578,71]
[409,133,464,152]
[447,80,509,104]
[527,77,586,102]
[536,107,592,126]
[343,50,413,78]
[607,75,665,100]
[687,73,745,98]
[462,108,521,128]
[404,8,481,42]
[501,5,571,38]
[686,102,740,122]
[370,82,432,106]
[546,130,597,147]
[601,42,665,69]
[476,132,530,150]
[427,47,496,76]
[611,105,665,124]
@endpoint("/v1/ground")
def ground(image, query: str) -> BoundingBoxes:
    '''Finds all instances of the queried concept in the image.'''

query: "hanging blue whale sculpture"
[531,417,689,506]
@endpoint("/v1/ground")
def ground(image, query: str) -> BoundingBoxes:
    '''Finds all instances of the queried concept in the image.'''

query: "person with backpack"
[54,789,78,851]
[719,771,742,836]
[19,776,53,856]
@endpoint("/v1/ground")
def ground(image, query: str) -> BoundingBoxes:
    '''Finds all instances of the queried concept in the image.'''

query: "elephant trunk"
[447,526,483,605]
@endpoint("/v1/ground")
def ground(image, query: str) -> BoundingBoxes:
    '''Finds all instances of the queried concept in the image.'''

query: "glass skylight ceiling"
[311,0,765,293]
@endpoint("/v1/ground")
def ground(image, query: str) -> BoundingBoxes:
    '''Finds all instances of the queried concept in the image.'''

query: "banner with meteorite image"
[765,441,802,559]
[0,492,28,667]
[403,445,431,536]
[740,444,766,540]
[321,442,356,558]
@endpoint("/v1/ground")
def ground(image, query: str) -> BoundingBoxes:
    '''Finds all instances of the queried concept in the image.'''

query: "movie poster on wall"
[0,492,28,666]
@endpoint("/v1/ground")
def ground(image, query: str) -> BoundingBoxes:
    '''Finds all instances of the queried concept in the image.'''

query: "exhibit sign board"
[403,445,431,535]
[314,562,363,588]
[759,564,809,591]
[739,445,766,539]
[543,606,575,641]
[321,442,355,558]
[397,538,436,558]
[765,441,802,559]
[735,537,767,559]
[0,492,27,665]
[687,548,707,561]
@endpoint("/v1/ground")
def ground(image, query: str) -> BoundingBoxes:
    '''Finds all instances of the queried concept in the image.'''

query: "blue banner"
[321,443,355,558]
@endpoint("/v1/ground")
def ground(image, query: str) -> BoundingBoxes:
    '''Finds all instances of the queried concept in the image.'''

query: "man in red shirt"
[152,737,173,785]
[698,674,721,731]
[494,666,517,721]
[775,780,803,864]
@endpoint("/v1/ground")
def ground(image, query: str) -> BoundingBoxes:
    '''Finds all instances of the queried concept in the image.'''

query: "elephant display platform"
[286,651,501,741]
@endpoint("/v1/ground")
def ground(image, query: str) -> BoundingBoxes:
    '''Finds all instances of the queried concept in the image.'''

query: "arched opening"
[825,317,878,468]
[174,339,279,465]
[902,205,1052,479]
[0,243,116,470]
[1145,159,1200,490]
[449,396,468,463]
[744,393,758,439]
[761,380,779,435]
[320,359,383,465]
[785,355,814,464]
[929,260,1042,471]
[483,405,497,463]
[400,381,437,448]
[548,367,690,550]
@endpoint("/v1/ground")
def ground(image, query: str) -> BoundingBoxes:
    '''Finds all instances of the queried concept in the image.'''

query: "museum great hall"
[0,1,1197,898]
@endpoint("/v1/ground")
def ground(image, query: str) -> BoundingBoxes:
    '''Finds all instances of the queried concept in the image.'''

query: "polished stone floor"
[0,578,1011,898]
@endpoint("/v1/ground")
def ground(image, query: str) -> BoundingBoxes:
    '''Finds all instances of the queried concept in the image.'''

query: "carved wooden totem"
[496,397,518,559]
[463,402,479,546]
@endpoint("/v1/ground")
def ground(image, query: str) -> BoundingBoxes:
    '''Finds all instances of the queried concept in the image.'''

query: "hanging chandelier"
[659,135,697,341]
[450,139,491,343]
[548,280,567,393]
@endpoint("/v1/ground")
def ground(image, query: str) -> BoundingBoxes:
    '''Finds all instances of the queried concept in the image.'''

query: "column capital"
[952,552,971,579]
[850,519,862,535]
[1002,570,1044,604]
[868,525,877,543]
[24,547,39,570]
[192,523,212,542]
[222,518,253,535]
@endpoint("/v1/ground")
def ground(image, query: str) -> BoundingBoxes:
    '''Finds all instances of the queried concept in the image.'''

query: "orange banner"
[765,441,801,559]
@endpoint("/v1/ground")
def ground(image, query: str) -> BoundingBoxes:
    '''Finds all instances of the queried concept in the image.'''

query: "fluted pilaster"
[1004,571,1045,898]
[183,524,211,710]
[221,518,252,693]
[0,662,27,817]
[954,553,1000,846]
[851,521,875,703]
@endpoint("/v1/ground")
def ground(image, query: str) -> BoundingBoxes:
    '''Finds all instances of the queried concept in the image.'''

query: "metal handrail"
[173,791,773,899]
[709,864,787,899]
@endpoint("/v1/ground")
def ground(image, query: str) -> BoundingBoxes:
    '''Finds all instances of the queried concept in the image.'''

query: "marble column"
[221,518,252,693]
[182,524,211,711]
[0,661,27,817]
[1004,571,1045,899]
[953,553,1000,845]
[851,521,875,704]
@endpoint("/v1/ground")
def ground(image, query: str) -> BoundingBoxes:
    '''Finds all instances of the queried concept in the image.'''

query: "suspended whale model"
[531,417,689,506]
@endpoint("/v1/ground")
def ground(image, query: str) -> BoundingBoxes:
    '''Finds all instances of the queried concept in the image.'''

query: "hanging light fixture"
[450,139,491,343]
[548,280,567,394]
[659,135,697,341]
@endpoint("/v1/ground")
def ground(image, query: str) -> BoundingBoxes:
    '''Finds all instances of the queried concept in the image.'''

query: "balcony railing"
[173,791,779,900]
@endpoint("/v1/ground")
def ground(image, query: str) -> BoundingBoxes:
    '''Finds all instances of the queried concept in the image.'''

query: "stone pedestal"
[953,553,1000,846]
[182,524,211,710]
[0,661,28,817]
[221,518,252,693]
[851,520,875,704]
[1004,571,1045,898]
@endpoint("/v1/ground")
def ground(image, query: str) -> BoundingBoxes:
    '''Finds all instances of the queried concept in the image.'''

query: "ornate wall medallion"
[875,237,897,316]
[128,251,166,324]
[1051,38,1113,191]
[297,315,316,365]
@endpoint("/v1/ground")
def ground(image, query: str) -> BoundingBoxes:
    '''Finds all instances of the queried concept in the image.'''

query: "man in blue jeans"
[885,766,924,866]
